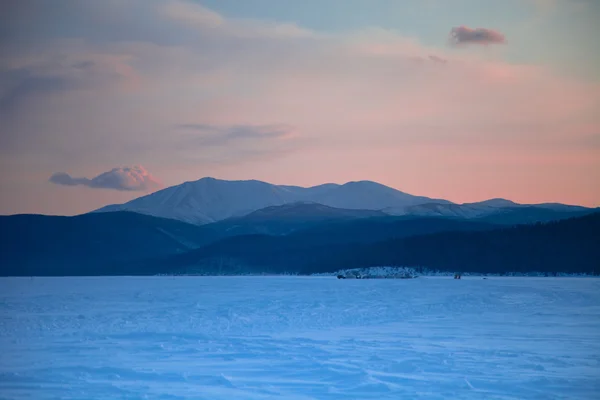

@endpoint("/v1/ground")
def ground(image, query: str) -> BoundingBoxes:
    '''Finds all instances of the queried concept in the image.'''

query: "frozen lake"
[1,276,599,399]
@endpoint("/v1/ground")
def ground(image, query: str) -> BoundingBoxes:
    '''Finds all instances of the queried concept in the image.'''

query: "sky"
[0,0,599,215]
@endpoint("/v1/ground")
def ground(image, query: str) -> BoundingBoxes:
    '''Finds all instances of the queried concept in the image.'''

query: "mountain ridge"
[94,177,593,225]
[192,202,390,237]
[93,177,451,225]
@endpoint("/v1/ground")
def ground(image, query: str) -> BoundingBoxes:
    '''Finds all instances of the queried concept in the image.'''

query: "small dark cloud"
[176,123,295,146]
[48,172,89,187]
[428,55,448,64]
[49,166,160,191]
[449,26,506,46]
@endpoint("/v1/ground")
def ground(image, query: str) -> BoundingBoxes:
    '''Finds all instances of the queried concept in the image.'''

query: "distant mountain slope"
[467,198,519,207]
[94,177,594,226]
[210,202,388,236]
[239,202,387,221]
[0,212,215,276]
[153,217,501,274]
[475,206,597,225]
[159,213,600,276]
[329,212,600,276]
[306,181,450,210]
[94,178,299,225]
[385,200,596,224]
[94,177,450,225]
[287,215,498,246]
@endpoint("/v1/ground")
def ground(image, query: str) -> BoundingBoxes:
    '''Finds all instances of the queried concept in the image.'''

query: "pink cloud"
[50,166,161,191]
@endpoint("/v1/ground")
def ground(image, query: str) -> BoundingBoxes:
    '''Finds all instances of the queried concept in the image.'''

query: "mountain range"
[94,177,591,225]
[2,177,598,276]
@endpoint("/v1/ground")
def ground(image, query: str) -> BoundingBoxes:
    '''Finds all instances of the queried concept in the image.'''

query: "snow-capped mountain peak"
[93,178,447,224]
[93,177,593,225]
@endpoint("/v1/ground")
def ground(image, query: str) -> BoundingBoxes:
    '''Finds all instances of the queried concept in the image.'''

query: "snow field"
[1,276,599,399]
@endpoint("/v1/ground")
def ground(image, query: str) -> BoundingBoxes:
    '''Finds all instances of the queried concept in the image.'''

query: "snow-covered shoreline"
[152,266,598,278]
[313,266,598,278]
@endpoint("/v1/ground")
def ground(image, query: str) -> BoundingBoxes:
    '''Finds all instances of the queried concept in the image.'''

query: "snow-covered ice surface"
[1,276,599,399]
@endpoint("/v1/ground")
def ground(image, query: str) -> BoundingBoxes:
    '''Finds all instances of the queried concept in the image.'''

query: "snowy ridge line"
[93,176,595,225]
[154,267,597,277]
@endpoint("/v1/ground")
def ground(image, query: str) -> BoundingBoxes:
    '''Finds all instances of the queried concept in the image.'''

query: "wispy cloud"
[449,26,506,46]
[175,123,296,146]
[161,0,314,39]
[49,166,160,191]
[162,1,224,28]
[428,55,448,64]
[0,53,139,111]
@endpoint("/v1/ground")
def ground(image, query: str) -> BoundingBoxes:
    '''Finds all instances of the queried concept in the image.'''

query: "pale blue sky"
[198,0,600,79]
[2,0,598,78]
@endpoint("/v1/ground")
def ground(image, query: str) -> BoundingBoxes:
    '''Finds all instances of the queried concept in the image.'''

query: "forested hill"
[2,211,598,276]
[0,212,212,276]
[297,212,600,275]
[165,213,600,276]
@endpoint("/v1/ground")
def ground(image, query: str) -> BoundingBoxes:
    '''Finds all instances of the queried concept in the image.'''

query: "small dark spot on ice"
[77,314,86,319]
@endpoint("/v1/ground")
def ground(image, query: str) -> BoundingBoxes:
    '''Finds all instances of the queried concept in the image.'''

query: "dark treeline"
[2,211,599,276]
[299,212,600,275]
[168,213,600,276]
[0,212,213,276]
[1,213,499,276]
[151,217,500,274]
